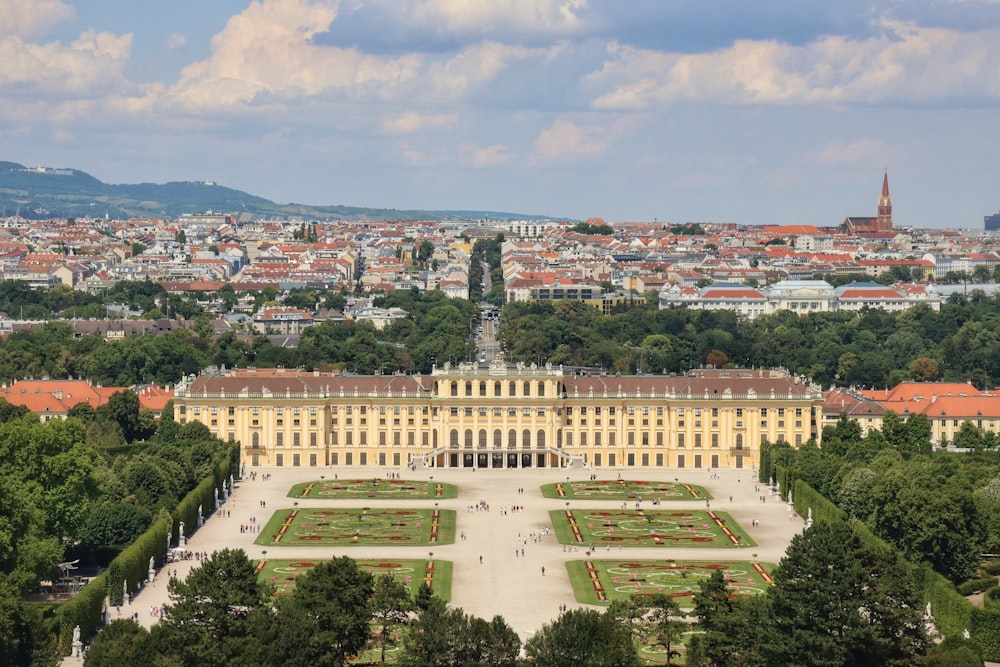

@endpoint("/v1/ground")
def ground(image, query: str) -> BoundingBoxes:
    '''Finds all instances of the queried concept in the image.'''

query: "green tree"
[400,598,519,667]
[689,569,767,666]
[0,397,29,423]
[953,421,984,450]
[765,521,927,667]
[646,593,686,665]
[417,240,434,263]
[84,619,150,667]
[282,556,374,666]
[154,548,272,666]
[99,390,141,443]
[525,608,639,667]
[369,574,413,663]
[79,503,152,547]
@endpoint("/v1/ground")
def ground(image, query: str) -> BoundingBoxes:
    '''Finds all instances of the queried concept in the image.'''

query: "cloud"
[165,0,422,110]
[457,141,513,166]
[0,0,131,103]
[587,19,1000,109]
[531,118,610,164]
[427,41,542,98]
[814,138,885,166]
[0,28,133,97]
[0,0,75,38]
[166,33,187,53]
[366,0,587,36]
[382,111,459,135]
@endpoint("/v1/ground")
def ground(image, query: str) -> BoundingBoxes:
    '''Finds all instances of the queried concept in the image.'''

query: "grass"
[566,558,775,609]
[255,557,452,602]
[255,507,456,547]
[288,478,458,500]
[542,479,711,501]
[550,509,755,548]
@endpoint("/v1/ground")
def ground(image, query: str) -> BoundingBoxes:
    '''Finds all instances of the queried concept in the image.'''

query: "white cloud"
[166,0,422,110]
[457,141,512,166]
[382,111,459,135]
[166,33,187,53]
[531,118,609,164]
[0,0,74,38]
[0,29,133,96]
[427,41,541,98]
[814,138,885,166]
[371,0,586,35]
[587,19,1000,109]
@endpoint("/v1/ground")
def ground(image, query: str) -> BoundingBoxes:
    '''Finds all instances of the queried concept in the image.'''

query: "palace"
[173,363,824,471]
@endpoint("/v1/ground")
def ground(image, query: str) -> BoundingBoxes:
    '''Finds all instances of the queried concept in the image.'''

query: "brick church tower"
[876,170,892,231]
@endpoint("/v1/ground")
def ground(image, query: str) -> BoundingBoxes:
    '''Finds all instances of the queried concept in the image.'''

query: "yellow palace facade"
[173,362,823,471]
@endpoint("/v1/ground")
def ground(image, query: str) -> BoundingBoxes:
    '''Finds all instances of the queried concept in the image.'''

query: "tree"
[0,397,29,423]
[688,569,767,667]
[0,579,36,667]
[79,502,152,547]
[525,608,639,667]
[869,469,984,583]
[400,598,519,667]
[706,348,728,368]
[417,240,434,263]
[84,619,150,667]
[765,521,927,667]
[99,390,141,443]
[369,574,413,663]
[910,356,941,382]
[154,548,272,666]
[953,421,984,450]
[281,556,374,666]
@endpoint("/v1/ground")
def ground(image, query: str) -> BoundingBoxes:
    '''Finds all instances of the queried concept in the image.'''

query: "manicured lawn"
[255,507,456,546]
[550,509,755,548]
[542,479,711,501]
[288,478,458,500]
[255,557,452,602]
[566,559,775,609]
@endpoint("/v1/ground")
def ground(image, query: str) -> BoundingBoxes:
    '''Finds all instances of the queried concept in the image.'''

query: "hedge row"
[56,445,238,654]
[791,478,847,526]
[956,576,998,596]
[782,475,985,654]
[911,564,975,640]
[972,608,1000,660]
[984,587,1000,610]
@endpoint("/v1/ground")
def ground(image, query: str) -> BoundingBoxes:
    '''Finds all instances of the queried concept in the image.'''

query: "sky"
[2,0,999,228]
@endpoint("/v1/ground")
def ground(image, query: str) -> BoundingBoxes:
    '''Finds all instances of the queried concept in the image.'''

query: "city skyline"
[2,0,1000,228]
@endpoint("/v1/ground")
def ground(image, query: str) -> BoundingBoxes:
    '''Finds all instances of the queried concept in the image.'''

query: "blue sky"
[3,0,999,228]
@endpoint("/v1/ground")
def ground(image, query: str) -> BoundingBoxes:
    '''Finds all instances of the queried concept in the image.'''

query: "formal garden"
[256,557,452,601]
[288,477,459,500]
[542,478,711,501]
[566,558,774,607]
[255,507,457,546]
[551,508,754,547]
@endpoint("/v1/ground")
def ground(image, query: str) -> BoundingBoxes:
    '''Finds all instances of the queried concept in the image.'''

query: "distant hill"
[0,161,554,222]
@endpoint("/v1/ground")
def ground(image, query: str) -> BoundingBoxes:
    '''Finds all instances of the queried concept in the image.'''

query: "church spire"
[876,170,892,231]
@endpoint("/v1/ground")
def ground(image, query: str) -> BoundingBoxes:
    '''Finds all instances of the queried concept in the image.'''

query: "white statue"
[149,556,155,571]
[73,625,80,643]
